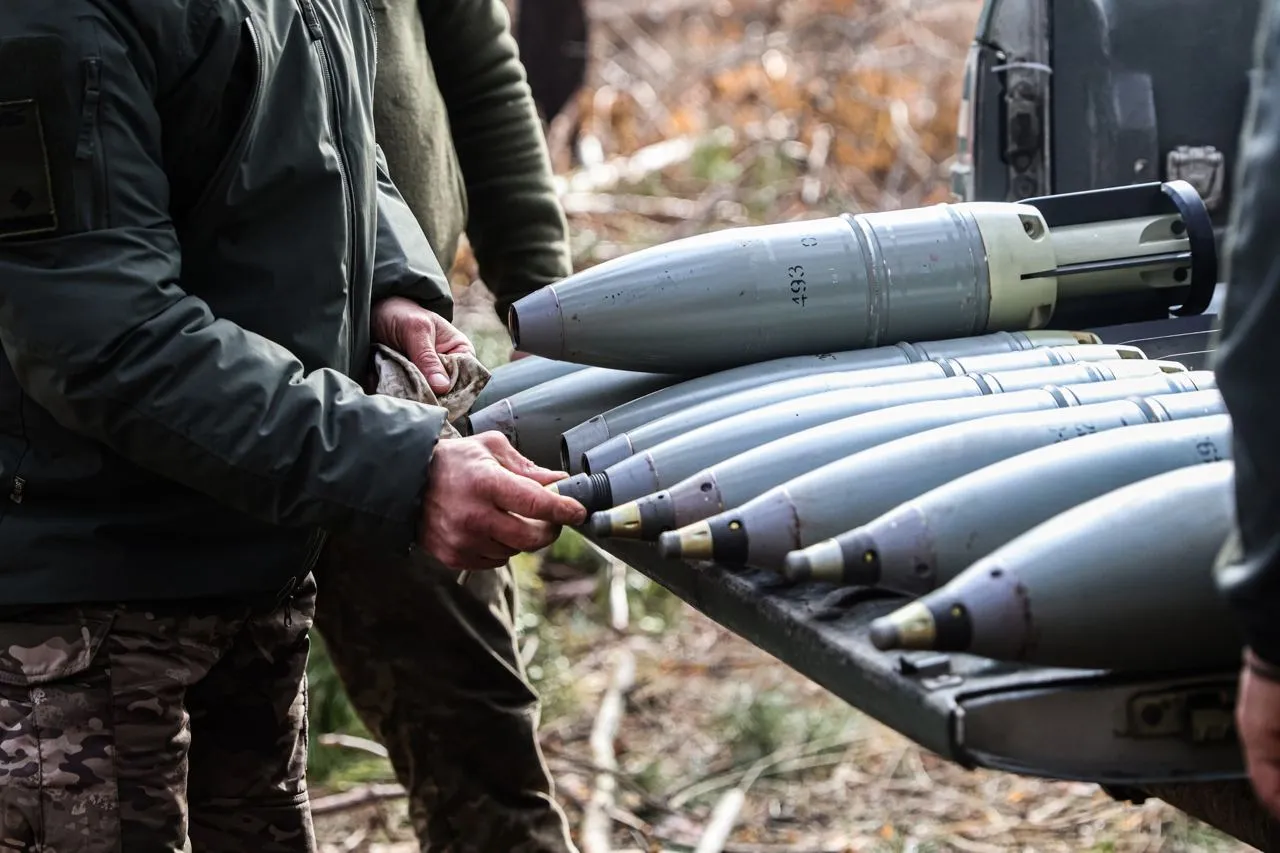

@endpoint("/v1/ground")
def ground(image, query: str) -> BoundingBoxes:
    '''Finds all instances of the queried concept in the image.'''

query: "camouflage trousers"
[0,574,318,853]
[313,537,578,853]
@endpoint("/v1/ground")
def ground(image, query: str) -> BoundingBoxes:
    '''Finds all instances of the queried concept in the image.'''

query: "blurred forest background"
[307,0,1252,850]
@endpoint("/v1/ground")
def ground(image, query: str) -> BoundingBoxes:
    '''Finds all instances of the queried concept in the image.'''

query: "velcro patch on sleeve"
[0,98,57,239]
[0,35,82,240]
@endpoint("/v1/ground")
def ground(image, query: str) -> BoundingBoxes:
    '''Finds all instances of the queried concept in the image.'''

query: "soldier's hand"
[372,296,475,395]
[1237,649,1280,819]
[421,432,587,570]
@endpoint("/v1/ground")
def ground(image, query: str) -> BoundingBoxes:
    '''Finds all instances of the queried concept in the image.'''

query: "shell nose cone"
[658,522,714,560]
[589,502,644,539]
[549,473,612,514]
[868,618,900,651]
[588,512,615,537]
[509,287,566,360]
[782,551,812,582]
[657,529,687,560]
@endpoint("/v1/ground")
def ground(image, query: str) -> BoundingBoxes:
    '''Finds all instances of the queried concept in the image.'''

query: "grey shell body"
[463,367,677,469]
[682,385,1225,533]
[880,413,1236,594]
[510,209,999,373]
[934,458,1239,671]
[600,360,1172,507]
[469,356,589,414]
[560,330,1089,472]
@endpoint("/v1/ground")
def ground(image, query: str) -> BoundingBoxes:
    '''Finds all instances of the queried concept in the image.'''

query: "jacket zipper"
[287,0,360,611]
[299,0,359,371]
[359,0,377,64]
[74,58,107,228]
[301,527,328,575]
[187,16,265,220]
[276,528,327,626]
[4,394,30,510]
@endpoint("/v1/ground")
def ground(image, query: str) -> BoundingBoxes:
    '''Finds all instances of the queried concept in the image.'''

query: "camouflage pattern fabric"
[0,575,318,853]
[364,344,490,437]
[314,347,579,853]
[314,541,577,853]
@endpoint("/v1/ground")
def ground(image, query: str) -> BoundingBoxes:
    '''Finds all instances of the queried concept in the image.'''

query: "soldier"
[368,0,575,329]
[0,1,586,851]
[515,0,590,128]
[311,2,583,852]
[1215,0,1280,823]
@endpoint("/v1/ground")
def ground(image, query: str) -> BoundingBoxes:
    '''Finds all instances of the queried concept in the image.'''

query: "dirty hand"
[372,296,475,395]
[1236,649,1280,818]
[420,431,587,571]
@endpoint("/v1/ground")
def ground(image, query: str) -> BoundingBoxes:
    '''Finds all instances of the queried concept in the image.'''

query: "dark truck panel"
[1051,0,1258,213]
[957,0,1260,225]
[953,0,1261,332]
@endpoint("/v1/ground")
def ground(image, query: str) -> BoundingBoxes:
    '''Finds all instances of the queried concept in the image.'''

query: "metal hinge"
[9,476,25,504]
[1166,145,1225,211]
[897,653,964,690]
[1004,79,1045,199]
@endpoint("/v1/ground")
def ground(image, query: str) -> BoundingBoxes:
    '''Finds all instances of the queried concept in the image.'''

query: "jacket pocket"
[0,606,120,850]
[184,14,266,220]
[72,57,109,230]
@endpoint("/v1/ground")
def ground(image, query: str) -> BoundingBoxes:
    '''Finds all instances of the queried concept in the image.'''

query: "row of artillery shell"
[461,333,1237,673]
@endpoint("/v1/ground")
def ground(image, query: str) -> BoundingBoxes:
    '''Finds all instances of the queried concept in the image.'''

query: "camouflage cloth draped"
[314,346,580,853]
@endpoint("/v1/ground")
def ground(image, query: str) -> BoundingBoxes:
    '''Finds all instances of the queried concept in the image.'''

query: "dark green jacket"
[1214,0,1280,666]
[370,0,572,321]
[0,0,453,604]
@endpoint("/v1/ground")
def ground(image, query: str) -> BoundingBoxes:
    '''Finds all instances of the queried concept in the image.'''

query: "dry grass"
[451,0,975,289]
[311,0,1258,849]
[313,599,1250,852]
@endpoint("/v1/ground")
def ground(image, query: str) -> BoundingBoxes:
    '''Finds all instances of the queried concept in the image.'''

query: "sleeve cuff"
[1216,527,1280,668]
[333,395,448,555]
[1245,647,1280,682]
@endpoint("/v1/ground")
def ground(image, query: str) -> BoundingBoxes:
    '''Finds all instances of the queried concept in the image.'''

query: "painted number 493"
[788,266,807,306]
[783,266,803,308]
[790,235,817,306]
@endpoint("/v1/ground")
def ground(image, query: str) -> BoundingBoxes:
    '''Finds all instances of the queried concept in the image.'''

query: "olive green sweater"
[369,0,573,321]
